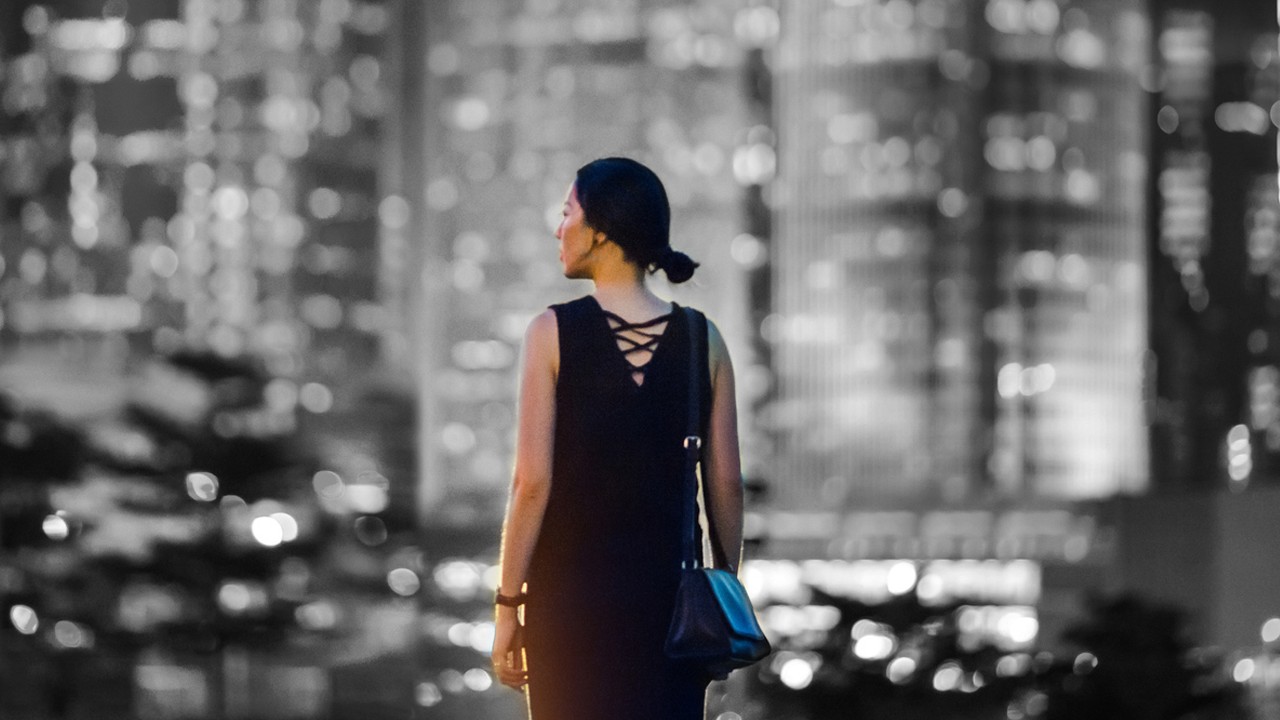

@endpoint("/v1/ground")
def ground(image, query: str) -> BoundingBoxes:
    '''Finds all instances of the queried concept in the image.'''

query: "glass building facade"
[768,0,1150,509]
[0,0,393,386]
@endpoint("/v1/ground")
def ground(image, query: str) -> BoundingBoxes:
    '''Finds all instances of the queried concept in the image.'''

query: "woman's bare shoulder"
[704,315,732,371]
[522,309,560,370]
[527,308,558,337]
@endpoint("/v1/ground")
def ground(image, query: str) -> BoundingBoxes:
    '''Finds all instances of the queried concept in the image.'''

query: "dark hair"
[574,157,699,284]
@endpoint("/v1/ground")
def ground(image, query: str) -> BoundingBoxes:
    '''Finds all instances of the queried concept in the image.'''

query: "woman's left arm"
[492,310,558,689]
[703,319,744,573]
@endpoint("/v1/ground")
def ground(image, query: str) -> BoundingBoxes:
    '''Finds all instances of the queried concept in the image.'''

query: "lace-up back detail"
[600,309,673,387]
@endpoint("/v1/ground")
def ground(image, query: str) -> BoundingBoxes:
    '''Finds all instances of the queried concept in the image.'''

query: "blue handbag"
[664,308,771,680]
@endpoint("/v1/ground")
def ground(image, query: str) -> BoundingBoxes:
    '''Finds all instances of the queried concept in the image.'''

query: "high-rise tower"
[769,0,1151,509]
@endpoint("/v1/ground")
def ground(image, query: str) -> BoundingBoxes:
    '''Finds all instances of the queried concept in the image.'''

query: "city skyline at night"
[2,1,1280,718]
[1,0,1277,516]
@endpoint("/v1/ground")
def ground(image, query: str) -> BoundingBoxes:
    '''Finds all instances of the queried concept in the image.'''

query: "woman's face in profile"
[556,184,596,279]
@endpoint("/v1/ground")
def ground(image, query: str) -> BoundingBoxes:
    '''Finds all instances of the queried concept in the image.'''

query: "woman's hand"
[491,606,527,690]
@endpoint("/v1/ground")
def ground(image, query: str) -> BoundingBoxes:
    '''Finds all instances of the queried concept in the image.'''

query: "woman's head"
[567,157,698,284]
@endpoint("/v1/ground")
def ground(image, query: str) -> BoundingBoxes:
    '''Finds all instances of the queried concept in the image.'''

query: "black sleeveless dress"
[524,295,712,720]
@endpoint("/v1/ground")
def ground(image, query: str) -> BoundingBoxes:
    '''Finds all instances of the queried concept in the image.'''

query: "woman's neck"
[591,270,670,320]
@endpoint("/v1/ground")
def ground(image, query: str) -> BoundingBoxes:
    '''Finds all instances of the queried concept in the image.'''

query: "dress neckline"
[585,295,679,389]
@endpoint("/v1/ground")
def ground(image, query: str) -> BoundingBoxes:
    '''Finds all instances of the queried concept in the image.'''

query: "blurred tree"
[1046,594,1248,720]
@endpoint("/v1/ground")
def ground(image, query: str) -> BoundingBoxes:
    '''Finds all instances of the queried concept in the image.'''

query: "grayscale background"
[1,1,1277,718]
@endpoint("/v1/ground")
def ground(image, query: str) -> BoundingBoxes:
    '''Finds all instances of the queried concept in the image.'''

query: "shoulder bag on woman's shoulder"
[664,307,772,680]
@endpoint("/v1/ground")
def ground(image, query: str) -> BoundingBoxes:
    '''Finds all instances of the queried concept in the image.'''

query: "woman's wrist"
[495,589,527,608]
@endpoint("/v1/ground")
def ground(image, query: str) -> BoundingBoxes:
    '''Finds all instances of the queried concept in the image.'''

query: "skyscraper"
[768,0,1150,510]
[0,0,393,389]
[1148,0,1280,490]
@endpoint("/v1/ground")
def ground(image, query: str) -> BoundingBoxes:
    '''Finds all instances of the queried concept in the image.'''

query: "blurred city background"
[0,0,1277,718]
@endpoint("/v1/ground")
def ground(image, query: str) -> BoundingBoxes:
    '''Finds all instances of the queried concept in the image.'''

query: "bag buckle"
[683,435,702,451]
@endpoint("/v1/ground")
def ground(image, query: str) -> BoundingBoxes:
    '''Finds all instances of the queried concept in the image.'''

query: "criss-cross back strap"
[601,310,672,381]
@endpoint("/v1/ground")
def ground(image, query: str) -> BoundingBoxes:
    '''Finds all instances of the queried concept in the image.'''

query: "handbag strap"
[681,306,729,570]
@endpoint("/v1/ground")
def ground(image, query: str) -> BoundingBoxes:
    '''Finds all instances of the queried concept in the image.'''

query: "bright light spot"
[388,568,421,597]
[441,422,477,455]
[447,622,473,647]
[1234,658,1256,683]
[886,562,917,595]
[999,610,1039,646]
[379,195,410,229]
[986,0,1026,33]
[998,363,1023,399]
[1228,424,1251,450]
[250,516,284,547]
[10,605,38,634]
[308,187,342,220]
[416,681,444,707]
[438,669,465,694]
[1228,460,1253,482]
[345,483,389,514]
[1262,617,1280,643]
[184,161,215,191]
[715,713,744,720]
[218,582,252,614]
[933,661,963,691]
[937,188,968,218]
[829,113,877,145]
[220,495,247,511]
[733,143,776,185]
[779,657,815,690]
[42,514,70,540]
[263,379,297,412]
[1026,136,1056,171]
[916,573,944,603]
[854,633,896,661]
[299,382,333,413]
[463,668,493,692]
[730,233,766,268]
[434,560,483,601]
[301,294,343,329]
[313,470,344,499]
[1025,0,1060,33]
[1020,364,1056,396]
[1065,169,1100,204]
[295,601,339,630]
[1215,102,1270,135]
[734,5,780,45]
[150,246,179,278]
[1057,29,1106,68]
[470,622,496,653]
[53,620,90,648]
[453,97,491,131]
[185,472,219,502]
[851,619,880,640]
[996,653,1031,677]
[1228,424,1253,483]
[1073,652,1098,674]
[887,656,917,684]
[270,512,298,542]
[481,564,501,592]
[212,186,249,220]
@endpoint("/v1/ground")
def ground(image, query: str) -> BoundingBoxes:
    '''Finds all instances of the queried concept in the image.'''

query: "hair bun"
[656,247,698,284]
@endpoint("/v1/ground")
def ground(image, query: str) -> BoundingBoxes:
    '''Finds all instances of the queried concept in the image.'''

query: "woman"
[490,157,745,720]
